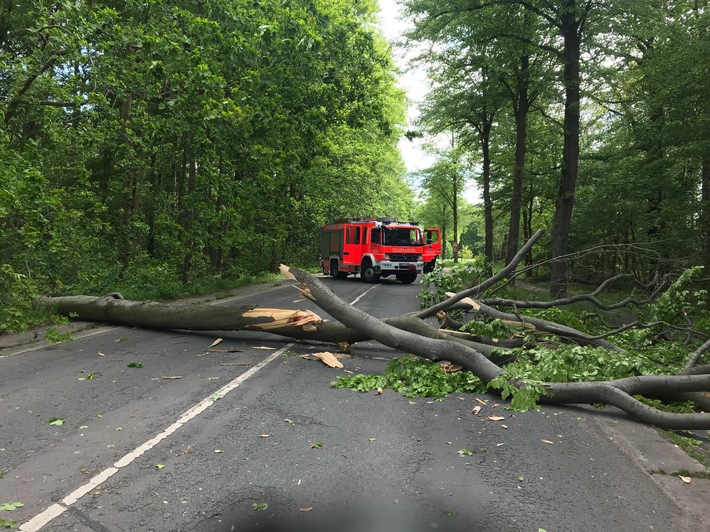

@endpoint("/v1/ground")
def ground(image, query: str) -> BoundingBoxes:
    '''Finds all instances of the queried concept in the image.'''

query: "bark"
[505,55,531,268]
[550,1,583,298]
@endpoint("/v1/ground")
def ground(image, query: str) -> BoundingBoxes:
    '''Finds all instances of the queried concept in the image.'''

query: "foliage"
[459,318,514,339]
[418,258,489,311]
[332,355,485,400]
[486,375,549,412]
[650,267,709,333]
[0,0,409,326]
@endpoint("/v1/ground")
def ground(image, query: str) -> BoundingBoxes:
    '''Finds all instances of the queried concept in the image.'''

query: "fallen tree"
[36,233,710,430]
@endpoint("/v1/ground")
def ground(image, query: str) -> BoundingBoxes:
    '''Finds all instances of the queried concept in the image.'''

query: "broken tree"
[37,230,710,430]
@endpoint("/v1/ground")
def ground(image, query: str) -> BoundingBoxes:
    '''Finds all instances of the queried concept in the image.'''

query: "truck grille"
[388,254,420,262]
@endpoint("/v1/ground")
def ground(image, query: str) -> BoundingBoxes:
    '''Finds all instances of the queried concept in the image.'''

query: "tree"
[39,232,710,430]
[414,144,469,262]
[0,0,410,314]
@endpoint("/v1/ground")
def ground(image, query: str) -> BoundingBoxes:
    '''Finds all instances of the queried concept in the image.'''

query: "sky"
[376,1,434,173]
[376,1,481,203]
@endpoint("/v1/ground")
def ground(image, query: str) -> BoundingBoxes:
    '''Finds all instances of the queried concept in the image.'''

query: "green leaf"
[0,502,24,511]
[127,361,143,368]
[49,418,65,426]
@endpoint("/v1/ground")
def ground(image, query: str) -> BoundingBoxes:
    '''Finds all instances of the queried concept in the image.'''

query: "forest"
[1,0,709,344]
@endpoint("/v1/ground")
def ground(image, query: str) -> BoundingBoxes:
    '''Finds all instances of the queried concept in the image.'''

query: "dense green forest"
[0,0,412,329]
[406,0,709,295]
[1,0,709,333]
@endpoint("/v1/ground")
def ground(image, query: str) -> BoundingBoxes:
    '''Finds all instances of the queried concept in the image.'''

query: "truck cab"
[320,217,441,284]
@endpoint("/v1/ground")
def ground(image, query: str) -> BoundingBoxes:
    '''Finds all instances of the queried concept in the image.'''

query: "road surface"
[0,276,707,531]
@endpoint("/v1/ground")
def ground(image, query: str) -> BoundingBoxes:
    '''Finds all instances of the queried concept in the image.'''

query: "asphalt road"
[0,277,706,531]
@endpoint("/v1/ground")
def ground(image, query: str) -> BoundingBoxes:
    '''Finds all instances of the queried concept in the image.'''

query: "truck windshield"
[383,227,422,246]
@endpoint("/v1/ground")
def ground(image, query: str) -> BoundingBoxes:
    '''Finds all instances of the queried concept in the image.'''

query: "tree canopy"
[0,0,410,329]
[404,0,709,294]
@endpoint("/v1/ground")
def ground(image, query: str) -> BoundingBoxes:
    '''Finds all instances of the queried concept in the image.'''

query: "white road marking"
[19,342,294,531]
[0,327,121,359]
[350,284,379,306]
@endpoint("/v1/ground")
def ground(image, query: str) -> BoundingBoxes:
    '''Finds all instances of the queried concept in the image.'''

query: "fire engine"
[320,217,441,284]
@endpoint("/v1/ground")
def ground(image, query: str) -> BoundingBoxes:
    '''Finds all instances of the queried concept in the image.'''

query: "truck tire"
[361,260,380,283]
[331,259,348,280]
[396,271,417,284]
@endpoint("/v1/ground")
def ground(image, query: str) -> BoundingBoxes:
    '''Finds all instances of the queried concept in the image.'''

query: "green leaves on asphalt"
[0,502,23,530]
[332,355,485,400]
[0,503,23,512]
[49,418,65,426]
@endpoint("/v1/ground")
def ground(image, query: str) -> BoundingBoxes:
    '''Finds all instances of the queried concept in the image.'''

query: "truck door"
[423,228,441,272]
[370,227,382,255]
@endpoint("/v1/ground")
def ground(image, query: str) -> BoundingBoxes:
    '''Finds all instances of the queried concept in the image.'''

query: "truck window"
[384,227,421,246]
[371,227,381,244]
[346,226,360,244]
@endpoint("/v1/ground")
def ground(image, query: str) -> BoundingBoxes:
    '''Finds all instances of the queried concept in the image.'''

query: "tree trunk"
[480,121,493,275]
[550,2,582,298]
[505,55,530,269]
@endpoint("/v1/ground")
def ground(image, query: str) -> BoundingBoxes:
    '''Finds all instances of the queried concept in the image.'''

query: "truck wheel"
[361,260,380,283]
[396,271,418,284]
[331,260,348,280]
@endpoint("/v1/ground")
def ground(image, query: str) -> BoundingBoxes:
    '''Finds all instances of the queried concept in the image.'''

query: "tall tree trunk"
[550,2,581,298]
[701,157,710,281]
[181,156,197,284]
[452,171,459,263]
[480,121,493,276]
[505,55,530,268]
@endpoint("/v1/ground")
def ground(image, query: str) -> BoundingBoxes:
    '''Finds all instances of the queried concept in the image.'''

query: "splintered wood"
[243,308,322,331]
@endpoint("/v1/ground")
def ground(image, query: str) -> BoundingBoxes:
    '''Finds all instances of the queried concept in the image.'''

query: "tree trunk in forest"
[550,2,582,298]
[505,55,530,270]
[480,120,493,276]
[701,157,710,274]
[181,155,197,284]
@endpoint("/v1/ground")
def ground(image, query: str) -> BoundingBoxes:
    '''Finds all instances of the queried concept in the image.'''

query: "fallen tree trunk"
[35,294,508,360]
[35,266,710,428]
[285,266,710,429]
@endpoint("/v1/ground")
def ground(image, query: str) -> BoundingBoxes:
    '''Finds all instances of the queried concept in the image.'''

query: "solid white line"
[19,342,294,532]
[0,327,121,359]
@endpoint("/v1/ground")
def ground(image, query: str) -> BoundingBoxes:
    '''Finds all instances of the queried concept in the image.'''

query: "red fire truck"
[320,217,441,284]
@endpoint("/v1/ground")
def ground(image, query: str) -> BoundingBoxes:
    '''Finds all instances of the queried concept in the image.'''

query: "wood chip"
[312,351,344,368]
[679,475,692,484]
[541,439,554,445]
[486,416,505,421]
[209,338,223,348]
[440,362,462,373]
[475,398,487,406]
[162,376,183,380]
[299,507,313,512]
[471,406,481,415]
